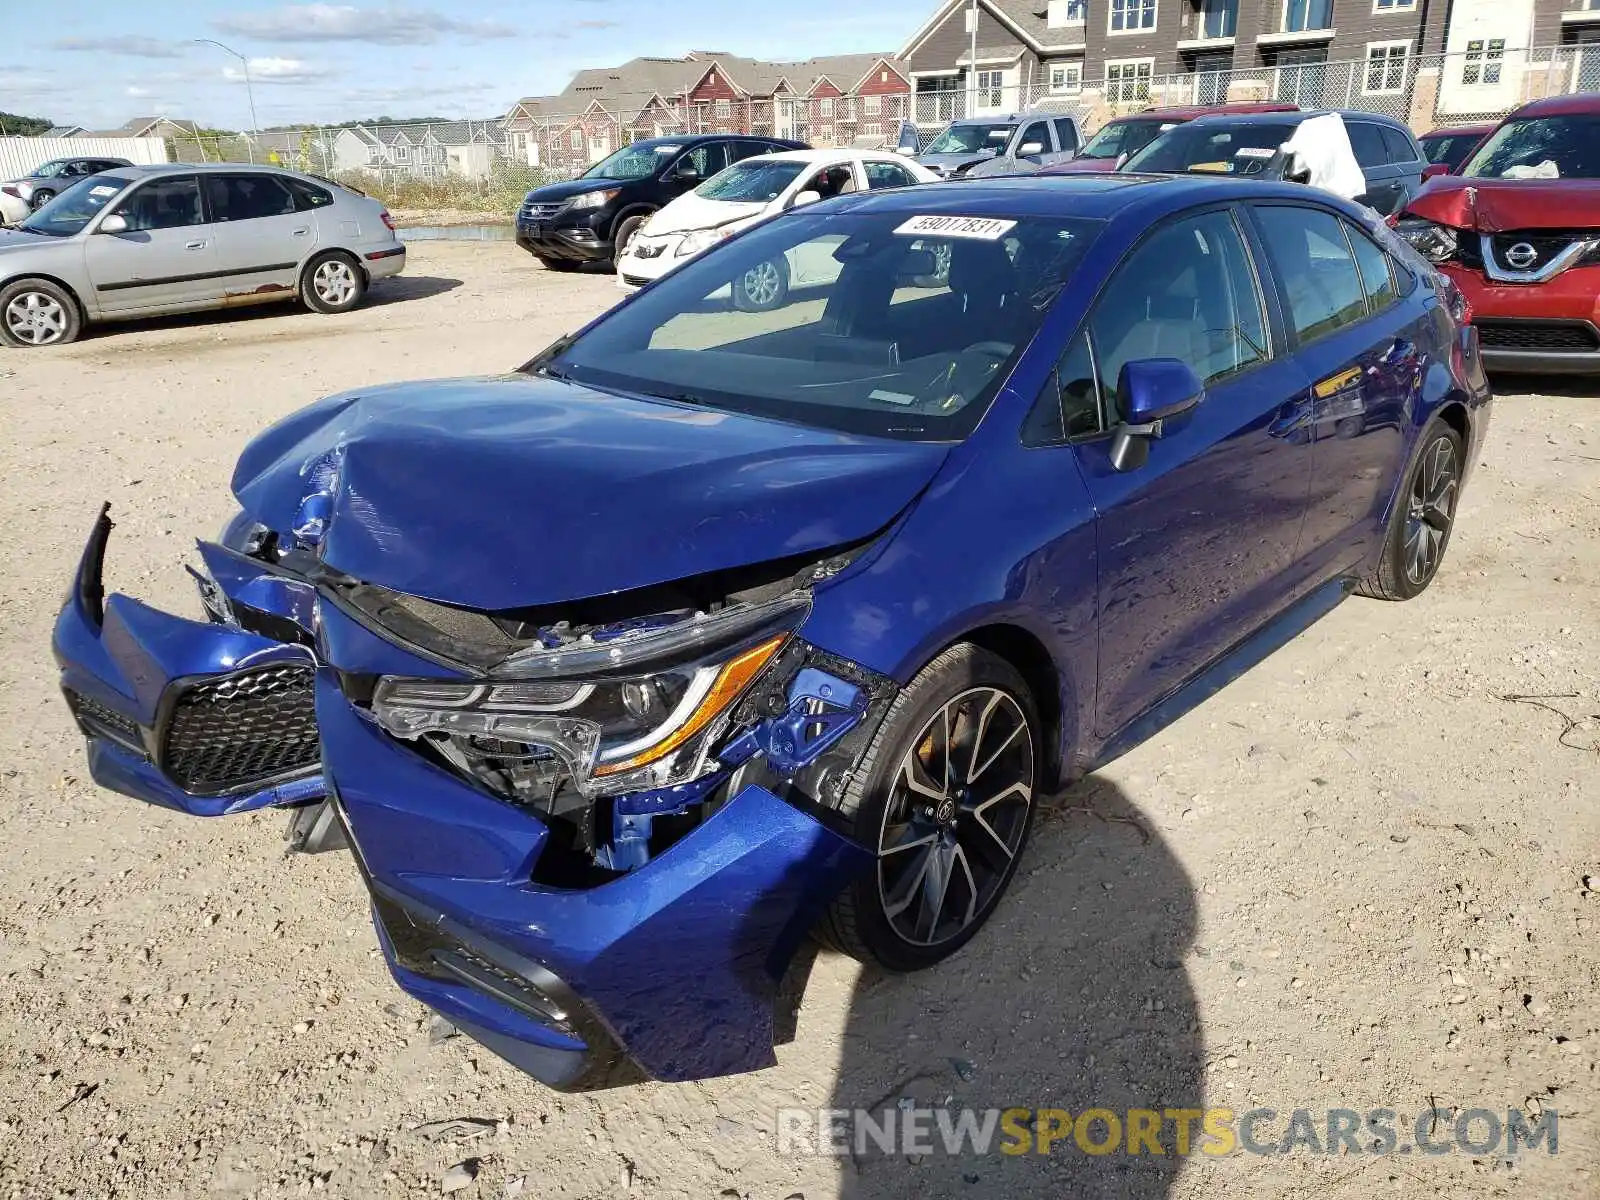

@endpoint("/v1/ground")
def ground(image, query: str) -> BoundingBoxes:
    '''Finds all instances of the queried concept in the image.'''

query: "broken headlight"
[371,593,810,799]
[1393,217,1459,265]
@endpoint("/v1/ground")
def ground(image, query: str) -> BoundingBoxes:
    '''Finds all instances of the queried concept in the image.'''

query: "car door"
[862,158,919,190]
[666,141,731,201]
[1345,120,1401,214]
[200,172,316,299]
[1246,203,1422,580]
[81,174,220,316]
[1070,206,1317,738]
[1379,124,1426,208]
[1013,118,1056,166]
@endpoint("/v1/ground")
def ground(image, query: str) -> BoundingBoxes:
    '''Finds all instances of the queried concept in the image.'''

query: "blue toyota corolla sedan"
[53,175,1490,1091]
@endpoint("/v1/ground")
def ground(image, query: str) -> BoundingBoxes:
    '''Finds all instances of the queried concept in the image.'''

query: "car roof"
[1503,92,1600,119]
[1111,102,1298,123]
[810,172,1340,222]
[79,162,327,179]
[1422,123,1495,137]
[752,148,901,164]
[947,114,1033,125]
[1185,108,1410,130]
[627,134,803,150]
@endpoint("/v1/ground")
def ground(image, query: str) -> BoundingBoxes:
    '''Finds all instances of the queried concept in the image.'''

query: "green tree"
[0,112,56,136]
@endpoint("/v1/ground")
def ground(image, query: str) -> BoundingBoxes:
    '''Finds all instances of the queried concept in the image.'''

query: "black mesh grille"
[1476,321,1600,353]
[66,690,144,752]
[620,274,652,288]
[158,663,319,794]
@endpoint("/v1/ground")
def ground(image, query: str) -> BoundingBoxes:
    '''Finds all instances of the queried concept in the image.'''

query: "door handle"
[185,240,207,250]
[292,227,311,236]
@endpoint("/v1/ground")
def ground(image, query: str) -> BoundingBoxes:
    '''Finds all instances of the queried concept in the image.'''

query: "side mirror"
[1421,163,1449,181]
[674,164,700,182]
[790,189,822,208]
[1114,152,1129,171]
[1109,358,1203,472]
[1018,140,1046,158]
[97,213,129,235]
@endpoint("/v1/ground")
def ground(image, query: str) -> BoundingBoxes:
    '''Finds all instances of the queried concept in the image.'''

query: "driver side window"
[116,176,204,232]
[1089,209,1268,418]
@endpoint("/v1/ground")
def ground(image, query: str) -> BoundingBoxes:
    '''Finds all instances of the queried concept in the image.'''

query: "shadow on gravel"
[823,776,1201,1199]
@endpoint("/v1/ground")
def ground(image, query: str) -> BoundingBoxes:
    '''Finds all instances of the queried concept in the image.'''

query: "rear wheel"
[1358,420,1464,601]
[819,644,1039,972]
[300,251,366,314]
[0,277,82,348]
[732,257,789,312]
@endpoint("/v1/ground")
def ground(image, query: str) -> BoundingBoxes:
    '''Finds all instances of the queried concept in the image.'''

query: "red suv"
[1396,94,1600,374]
[1042,102,1298,175]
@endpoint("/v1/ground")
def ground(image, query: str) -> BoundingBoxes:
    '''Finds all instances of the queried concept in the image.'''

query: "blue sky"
[0,1,935,130]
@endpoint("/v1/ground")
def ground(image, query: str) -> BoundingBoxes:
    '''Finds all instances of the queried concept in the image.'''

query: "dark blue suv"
[53,175,1490,1091]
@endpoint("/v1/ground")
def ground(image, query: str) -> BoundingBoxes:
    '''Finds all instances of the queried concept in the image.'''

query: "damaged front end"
[52,503,897,1088]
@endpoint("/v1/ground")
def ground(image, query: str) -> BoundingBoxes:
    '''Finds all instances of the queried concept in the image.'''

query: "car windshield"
[17,173,132,237]
[1462,115,1600,180]
[1124,123,1292,176]
[925,123,1014,155]
[1422,132,1483,170]
[695,160,807,202]
[582,143,679,180]
[538,210,1102,442]
[1078,119,1169,160]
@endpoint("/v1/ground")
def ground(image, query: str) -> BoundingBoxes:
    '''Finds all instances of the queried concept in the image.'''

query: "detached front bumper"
[1441,261,1600,375]
[50,507,875,1090]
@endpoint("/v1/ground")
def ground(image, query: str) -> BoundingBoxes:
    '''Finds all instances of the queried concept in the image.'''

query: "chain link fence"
[139,45,1594,215]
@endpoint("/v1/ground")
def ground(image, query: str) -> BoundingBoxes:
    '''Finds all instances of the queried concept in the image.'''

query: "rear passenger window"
[1346,122,1388,169]
[1379,125,1417,164]
[1053,119,1079,153]
[1344,222,1397,313]
[286,177,334,209]
[203,174,297,221]
[1254,206,1369,343]
[1089,209,1268,417]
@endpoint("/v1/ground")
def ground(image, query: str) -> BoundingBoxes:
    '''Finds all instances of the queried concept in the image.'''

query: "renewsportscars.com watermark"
[777,1106,1559,1159]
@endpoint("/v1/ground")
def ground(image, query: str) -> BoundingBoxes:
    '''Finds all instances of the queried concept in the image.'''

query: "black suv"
[1123,110,1429,216]
[516,134,807,270]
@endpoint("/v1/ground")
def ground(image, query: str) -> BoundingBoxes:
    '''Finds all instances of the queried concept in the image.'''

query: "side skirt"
[1086,576,1356,774]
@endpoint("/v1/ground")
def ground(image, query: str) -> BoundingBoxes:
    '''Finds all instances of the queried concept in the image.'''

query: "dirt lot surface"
[2,242,1597,1200]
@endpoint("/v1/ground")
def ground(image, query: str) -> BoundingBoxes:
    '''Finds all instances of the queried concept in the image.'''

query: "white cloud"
[52,35,185,58]
[214,4,516,45]
[126,85,153,97]
[222,57,330,84]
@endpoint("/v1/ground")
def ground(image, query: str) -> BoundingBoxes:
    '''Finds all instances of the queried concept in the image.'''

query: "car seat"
[945,239,1019,347]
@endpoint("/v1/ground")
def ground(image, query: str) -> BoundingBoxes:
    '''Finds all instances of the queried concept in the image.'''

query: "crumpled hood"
[1403,176,1600,232]
[230,375,948,611]
[917,151,996,175]
[644,197,767,236]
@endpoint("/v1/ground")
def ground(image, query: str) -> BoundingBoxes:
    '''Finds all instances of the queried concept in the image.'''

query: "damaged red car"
[1395,94,1600,375]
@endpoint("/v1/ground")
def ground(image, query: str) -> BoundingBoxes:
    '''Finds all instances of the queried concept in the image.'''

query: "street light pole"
[968,0,979,118]
[194,38,259,144]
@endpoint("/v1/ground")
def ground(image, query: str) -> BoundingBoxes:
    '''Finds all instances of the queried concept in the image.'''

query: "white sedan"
[616,149,939,308]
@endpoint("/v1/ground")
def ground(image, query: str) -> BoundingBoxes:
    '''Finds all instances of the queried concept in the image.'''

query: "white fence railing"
[0,136,167,178]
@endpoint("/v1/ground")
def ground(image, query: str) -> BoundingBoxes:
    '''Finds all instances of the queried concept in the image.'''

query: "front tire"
[1358,419,1464,601]
[0,277,82,348]
[819,644,1039,972]
[610,214,647,267]
[732,257,789,312]
[300,251,367,314]
[30,189,55,211]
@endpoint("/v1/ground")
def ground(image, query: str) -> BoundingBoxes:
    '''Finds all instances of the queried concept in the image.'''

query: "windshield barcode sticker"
[894,215,1017,240]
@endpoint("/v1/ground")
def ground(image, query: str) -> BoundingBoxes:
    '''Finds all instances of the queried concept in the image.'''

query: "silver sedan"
[0,163,406,348]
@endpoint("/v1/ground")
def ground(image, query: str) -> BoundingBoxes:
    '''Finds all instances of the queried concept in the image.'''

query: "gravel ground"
[1,242,1597,1200]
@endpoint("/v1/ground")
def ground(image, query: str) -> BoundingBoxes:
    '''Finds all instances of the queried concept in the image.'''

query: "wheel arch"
[1,271,92,323]
[910,621,1075,794]
[608,203,657,242]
